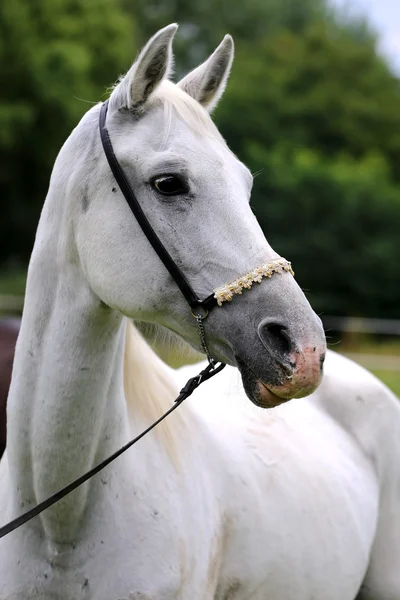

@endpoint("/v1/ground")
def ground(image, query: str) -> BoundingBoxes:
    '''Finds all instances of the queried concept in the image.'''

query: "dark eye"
[152,176,188,196]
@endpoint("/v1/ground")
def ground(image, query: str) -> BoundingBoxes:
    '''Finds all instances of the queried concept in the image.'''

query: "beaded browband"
[213,258,294,306]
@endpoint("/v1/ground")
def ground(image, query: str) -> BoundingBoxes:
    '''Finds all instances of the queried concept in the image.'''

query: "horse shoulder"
[177,362,378,597]
[312,350,400,600]
[312,350,400,463]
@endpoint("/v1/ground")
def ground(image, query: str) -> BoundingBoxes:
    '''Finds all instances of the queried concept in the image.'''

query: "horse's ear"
[177,35,234,112]
[110,24,178,111]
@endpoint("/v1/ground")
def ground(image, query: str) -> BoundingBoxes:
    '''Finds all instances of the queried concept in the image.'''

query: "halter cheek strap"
[99,100,221,361]
[99,101,217,314]
[99,100,294,361]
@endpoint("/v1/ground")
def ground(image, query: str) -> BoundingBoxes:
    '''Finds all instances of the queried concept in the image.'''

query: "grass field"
[369,370,400,396]
[0,269,26,296]
[335,335,400,396]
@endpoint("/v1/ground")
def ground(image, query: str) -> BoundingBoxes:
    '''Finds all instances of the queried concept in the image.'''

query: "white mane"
[123,319,191,462]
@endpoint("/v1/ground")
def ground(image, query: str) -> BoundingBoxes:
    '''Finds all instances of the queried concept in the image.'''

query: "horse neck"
[7,223,188,541]
[6,184,131,541]
[6,109,192,541]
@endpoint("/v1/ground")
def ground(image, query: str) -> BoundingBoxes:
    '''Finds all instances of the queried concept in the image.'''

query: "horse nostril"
[266,324,292,356]
[258,320,294,359]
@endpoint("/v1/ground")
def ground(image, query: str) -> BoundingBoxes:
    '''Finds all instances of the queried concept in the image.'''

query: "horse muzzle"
[236,317,326,409]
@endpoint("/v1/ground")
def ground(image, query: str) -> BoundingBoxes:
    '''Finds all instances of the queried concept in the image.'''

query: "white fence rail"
[340,353,400,371]
[322,316,400,336]
[0,298,399,371]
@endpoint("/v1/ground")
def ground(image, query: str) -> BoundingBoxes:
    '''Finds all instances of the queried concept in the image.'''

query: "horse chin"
[254,381,291,409]
[245,376,290,409]
[237,358,292,409]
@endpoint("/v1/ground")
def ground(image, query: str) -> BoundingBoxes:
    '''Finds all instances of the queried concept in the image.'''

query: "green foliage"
[0,269,26,296]
[216,23,400,178]
[371,370,400,397]
[214,22,400,317]
[245,143,400,317]
[1,0,399,319]
[129,0,327,71]
[0,0,133,262]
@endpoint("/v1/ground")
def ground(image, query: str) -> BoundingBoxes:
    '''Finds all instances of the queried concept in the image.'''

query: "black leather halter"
[99,99,218,315]
[0,101,226,540]
[0,100,295,540]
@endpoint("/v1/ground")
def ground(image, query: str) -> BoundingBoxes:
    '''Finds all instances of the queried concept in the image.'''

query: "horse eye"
[153,176,187,196]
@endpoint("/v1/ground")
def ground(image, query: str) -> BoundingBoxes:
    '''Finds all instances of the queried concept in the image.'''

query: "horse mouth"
[236,357,292,409]
[254,381,290,409]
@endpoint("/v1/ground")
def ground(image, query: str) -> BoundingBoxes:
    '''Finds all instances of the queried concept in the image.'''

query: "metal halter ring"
[190,306,209,320]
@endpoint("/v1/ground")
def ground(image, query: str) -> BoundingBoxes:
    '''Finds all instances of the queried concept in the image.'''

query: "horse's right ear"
[177,35,234,112]
[110,24,178,111]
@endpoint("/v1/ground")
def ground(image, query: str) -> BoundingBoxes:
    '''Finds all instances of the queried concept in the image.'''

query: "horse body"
[1,325,397,599]
[0,24,399,599]
[178,351,400,600]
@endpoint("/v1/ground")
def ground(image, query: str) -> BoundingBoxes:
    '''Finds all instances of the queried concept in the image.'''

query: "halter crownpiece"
[213,258,294,306]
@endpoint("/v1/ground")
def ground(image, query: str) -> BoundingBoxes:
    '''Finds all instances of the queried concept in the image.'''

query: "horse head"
[70,24,326,408]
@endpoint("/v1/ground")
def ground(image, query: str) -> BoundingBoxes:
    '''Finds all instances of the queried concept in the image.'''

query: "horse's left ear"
[177,35,234,112]
[110,24,178,111]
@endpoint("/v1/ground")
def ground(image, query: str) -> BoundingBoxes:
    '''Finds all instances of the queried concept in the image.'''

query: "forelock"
[149,80,225,143]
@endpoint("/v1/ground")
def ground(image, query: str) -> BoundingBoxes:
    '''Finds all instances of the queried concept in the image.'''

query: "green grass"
[0,269,26,295]
[0,270,26,315]
[370,370,400,397]
[334,334,400,397]
[338,336,400,356]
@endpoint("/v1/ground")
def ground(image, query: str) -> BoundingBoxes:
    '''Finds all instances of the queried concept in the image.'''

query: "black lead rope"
[0,101,227,540]
[0,361,225,539]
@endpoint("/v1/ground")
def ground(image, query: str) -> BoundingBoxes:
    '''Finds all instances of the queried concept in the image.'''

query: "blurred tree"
[1,0,399,318]
[0,0,134,262]
[127,0,327,72]
[216,22,400,180]
[214,21,400,317]
[247,143,400,317]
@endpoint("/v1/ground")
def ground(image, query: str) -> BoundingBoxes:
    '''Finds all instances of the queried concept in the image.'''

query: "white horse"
[0,24,399,600]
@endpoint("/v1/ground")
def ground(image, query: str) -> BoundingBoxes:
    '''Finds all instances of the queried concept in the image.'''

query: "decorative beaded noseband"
[214,258,294,306]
